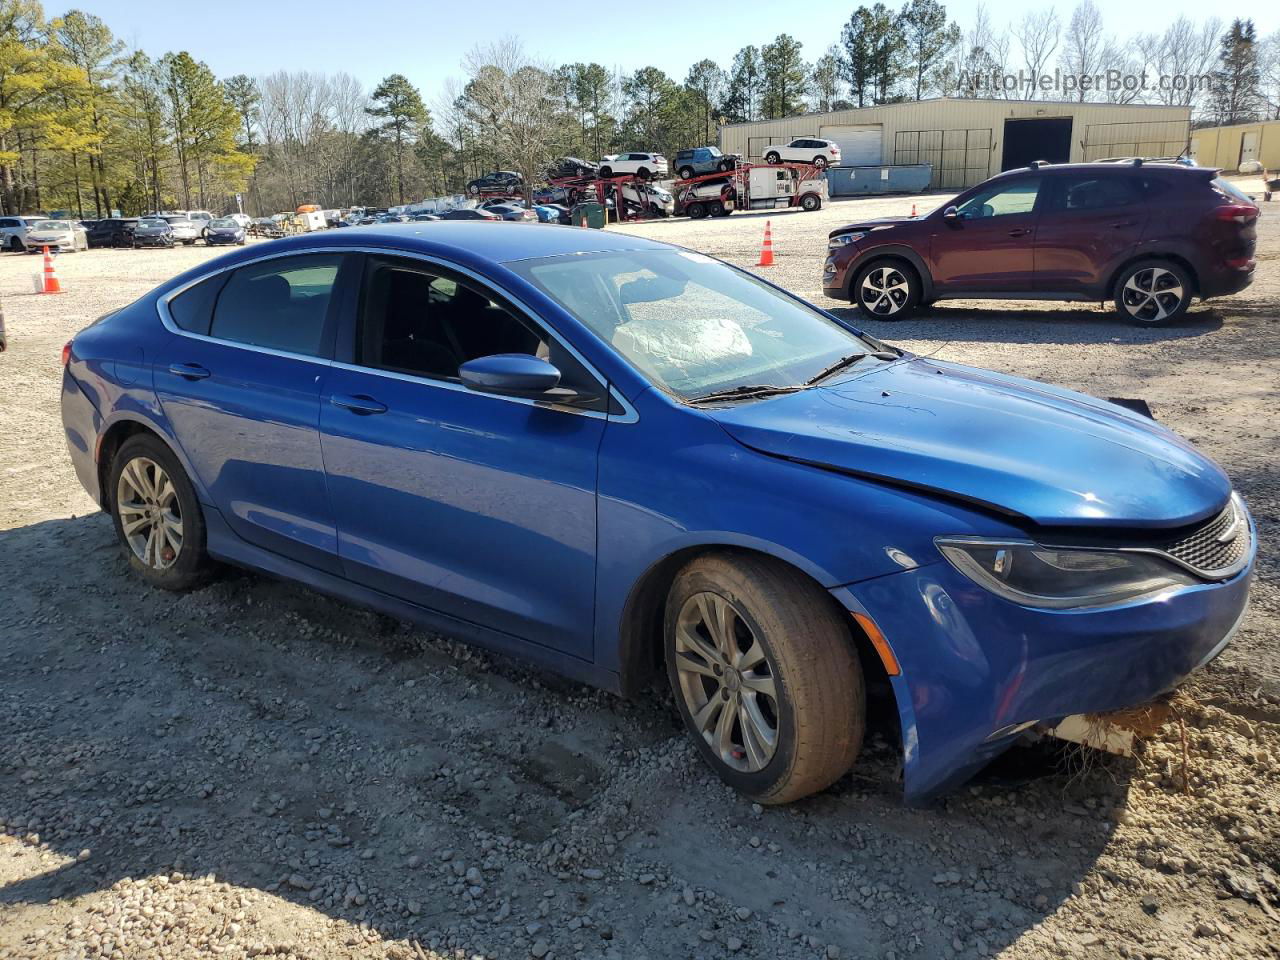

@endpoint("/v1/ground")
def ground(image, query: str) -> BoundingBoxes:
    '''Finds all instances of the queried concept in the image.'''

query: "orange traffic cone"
[911,202,918,217]
[757,221,774,267]
[41,246,62,294]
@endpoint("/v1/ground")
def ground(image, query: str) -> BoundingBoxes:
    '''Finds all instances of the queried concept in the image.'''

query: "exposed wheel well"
[617,546,896,707]
[96,420,161,515]
[1107,253,1200,298]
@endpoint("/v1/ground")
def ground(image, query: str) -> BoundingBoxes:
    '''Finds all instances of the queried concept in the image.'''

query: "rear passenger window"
[1056,176,1141,210]
[210,254,343,356]
[167,273,229,335]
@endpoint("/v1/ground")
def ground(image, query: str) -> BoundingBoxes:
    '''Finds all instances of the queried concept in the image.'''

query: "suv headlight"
[828,231,867,249]
[935,538,1196,610]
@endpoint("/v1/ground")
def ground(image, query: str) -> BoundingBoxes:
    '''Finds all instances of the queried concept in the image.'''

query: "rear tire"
[687,201,706,219]
[665,553,865,805]
[599,166,613,178]
[813,156,829,169]
[1114,259,1192,326]
[636,167,650,180]
[109,434,211,591]
[854,258,920,319]
[708,200,725,217]
[678,166,694,180]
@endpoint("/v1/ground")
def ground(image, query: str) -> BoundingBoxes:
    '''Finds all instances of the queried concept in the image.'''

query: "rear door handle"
[168,362,210,380]
[1007,228,1032,237]
[330,393,388,416]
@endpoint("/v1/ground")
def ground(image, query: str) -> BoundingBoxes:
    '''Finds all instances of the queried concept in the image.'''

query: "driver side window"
[356,256,607,408]
[956,178,1040,219]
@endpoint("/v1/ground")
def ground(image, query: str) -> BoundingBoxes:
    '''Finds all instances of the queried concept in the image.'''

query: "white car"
[0,215,39,251]
[225,213,251,228]
[598,151,668,179]
[162,216,201,244]
[621,181,674,217]
[24,219,88,253]
[185,210,214,223]
[762,138,842,168]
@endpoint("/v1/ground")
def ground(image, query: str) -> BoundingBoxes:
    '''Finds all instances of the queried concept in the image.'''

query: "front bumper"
[832,521,1255,804]
[134,235,173,246]
[27,240,73,253]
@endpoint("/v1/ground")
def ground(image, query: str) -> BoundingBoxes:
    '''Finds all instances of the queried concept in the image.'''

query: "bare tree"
[1259,30,1280,119]
[1061,0,1105,101]
[1135,17,1222,113]
[460,38,563,205]
[1013,9,1061,100]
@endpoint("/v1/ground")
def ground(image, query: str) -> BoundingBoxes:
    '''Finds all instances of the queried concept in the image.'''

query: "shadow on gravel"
[829,303,1228,346]
[1,514,1133,958]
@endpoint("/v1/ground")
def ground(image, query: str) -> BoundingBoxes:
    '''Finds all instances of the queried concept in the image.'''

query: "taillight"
[1216,203,1258,224]
[61,340,73,366]
[830,147,838,154]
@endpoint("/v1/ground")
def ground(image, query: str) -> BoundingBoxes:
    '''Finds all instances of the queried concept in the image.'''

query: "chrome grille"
[1157,496,1250,578]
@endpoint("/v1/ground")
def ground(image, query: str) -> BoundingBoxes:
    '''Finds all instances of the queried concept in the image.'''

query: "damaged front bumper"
[830,539,1254,805]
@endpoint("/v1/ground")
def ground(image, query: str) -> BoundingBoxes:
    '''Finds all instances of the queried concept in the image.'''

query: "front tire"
[800,193,821,212]
[665,554,865,805]
[598,166,613,178]
[764,151,781,165]
[109,434,211,591]
[854,258,920,319]
[1114,259,1192,326]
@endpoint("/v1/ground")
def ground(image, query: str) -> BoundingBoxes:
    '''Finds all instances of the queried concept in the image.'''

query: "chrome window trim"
[155,243,639,424]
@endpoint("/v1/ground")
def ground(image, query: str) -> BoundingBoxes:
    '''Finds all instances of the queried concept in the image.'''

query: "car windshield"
[33,220,68,231]
[508,249,875,400]
[210,217,237,227]
[706,147,722,157]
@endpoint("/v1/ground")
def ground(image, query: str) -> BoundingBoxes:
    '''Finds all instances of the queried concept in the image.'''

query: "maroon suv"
[823,161,1258,325]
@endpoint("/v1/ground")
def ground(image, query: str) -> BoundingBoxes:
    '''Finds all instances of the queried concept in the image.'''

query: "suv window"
[357,255,605,406]
[956,178,1040,218]
[1053,175,1142,211]
[0,218,15,228]
[210,254,343,356]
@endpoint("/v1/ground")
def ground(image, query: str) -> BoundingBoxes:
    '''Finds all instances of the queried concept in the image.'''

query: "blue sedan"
[60,223,1254,805]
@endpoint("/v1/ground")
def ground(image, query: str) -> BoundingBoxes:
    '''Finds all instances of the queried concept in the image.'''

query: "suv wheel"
[855,259,919,319]
[1115,260,1191,326]
[109,434,211,591]
[764,151,781,165]
[665,553,865,804]
[678,166,694,180]
[467,183,480,196]
[813,156,829,168]
[599,165,613,178]
[636,167,650,180]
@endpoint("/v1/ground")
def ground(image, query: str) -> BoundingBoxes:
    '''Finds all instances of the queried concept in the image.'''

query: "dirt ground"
[1,196,1278,960]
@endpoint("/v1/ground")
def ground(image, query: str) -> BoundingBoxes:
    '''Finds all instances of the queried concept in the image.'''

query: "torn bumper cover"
[830,538,1254,805]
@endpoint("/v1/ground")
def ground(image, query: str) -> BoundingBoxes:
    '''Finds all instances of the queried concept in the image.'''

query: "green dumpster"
[571,202,605,229]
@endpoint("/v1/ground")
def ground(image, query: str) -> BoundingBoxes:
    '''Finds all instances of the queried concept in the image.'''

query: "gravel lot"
[1,199,1278,960]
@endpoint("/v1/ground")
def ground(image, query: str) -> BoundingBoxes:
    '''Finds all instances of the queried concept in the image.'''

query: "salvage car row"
[0,212,247,252]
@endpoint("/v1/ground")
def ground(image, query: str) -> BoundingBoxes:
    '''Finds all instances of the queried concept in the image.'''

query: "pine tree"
[761,34,808,118]
[723,46,762,123]
[367,73,426,205]
[1213,19,1261,125]
[898,0,961,100]
[53,9,122,216]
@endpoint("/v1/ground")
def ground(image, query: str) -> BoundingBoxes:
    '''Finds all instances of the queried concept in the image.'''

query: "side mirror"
[942,205,960,222]
[459,353,563,398]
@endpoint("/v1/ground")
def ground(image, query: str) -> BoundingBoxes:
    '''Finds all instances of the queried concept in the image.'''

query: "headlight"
[935,538,1196,609]
[828,231,867,249]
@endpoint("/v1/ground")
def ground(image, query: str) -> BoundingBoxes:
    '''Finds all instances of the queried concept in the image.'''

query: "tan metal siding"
[719,99,1192,188]
[1191,121,1280,171]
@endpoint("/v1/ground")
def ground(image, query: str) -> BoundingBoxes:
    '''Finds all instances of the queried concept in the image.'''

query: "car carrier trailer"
[673,163,828,219]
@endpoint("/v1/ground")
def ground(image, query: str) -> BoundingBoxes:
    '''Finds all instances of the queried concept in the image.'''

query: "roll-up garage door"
[819,124,883,166]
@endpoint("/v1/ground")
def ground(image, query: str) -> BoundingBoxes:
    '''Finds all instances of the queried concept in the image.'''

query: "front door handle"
[1112,220,1138,228]
[169,362,210,380]
[330,393,388,416]
[1007,228,1032,237]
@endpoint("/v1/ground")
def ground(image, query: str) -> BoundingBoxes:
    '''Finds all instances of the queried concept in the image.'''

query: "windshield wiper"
[805,348,901,387]
[686,384,803,405]
[805,353,867,386]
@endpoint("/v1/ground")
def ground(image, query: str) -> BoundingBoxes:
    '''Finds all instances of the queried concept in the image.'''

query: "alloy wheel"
[116,456,183,570]
[860,266,911,316]
[1121,267,1184,323]
[673,591,779,772]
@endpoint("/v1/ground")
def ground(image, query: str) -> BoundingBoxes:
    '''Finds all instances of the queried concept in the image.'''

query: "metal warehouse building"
[719,98,1192,189]
[1190,120,1280,172]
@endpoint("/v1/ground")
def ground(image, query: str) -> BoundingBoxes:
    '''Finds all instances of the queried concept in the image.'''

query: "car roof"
[203,221,673,264]
[988,161,1213,181]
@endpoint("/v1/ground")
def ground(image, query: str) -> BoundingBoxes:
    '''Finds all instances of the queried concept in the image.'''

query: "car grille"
[1155,496,1250,579]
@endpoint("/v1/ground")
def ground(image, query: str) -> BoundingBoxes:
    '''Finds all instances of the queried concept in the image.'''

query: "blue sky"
[73,0,1277,106]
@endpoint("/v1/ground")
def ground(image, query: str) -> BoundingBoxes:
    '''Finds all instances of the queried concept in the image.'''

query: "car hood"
[830,216,915,236]
[706,359,1231,530]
